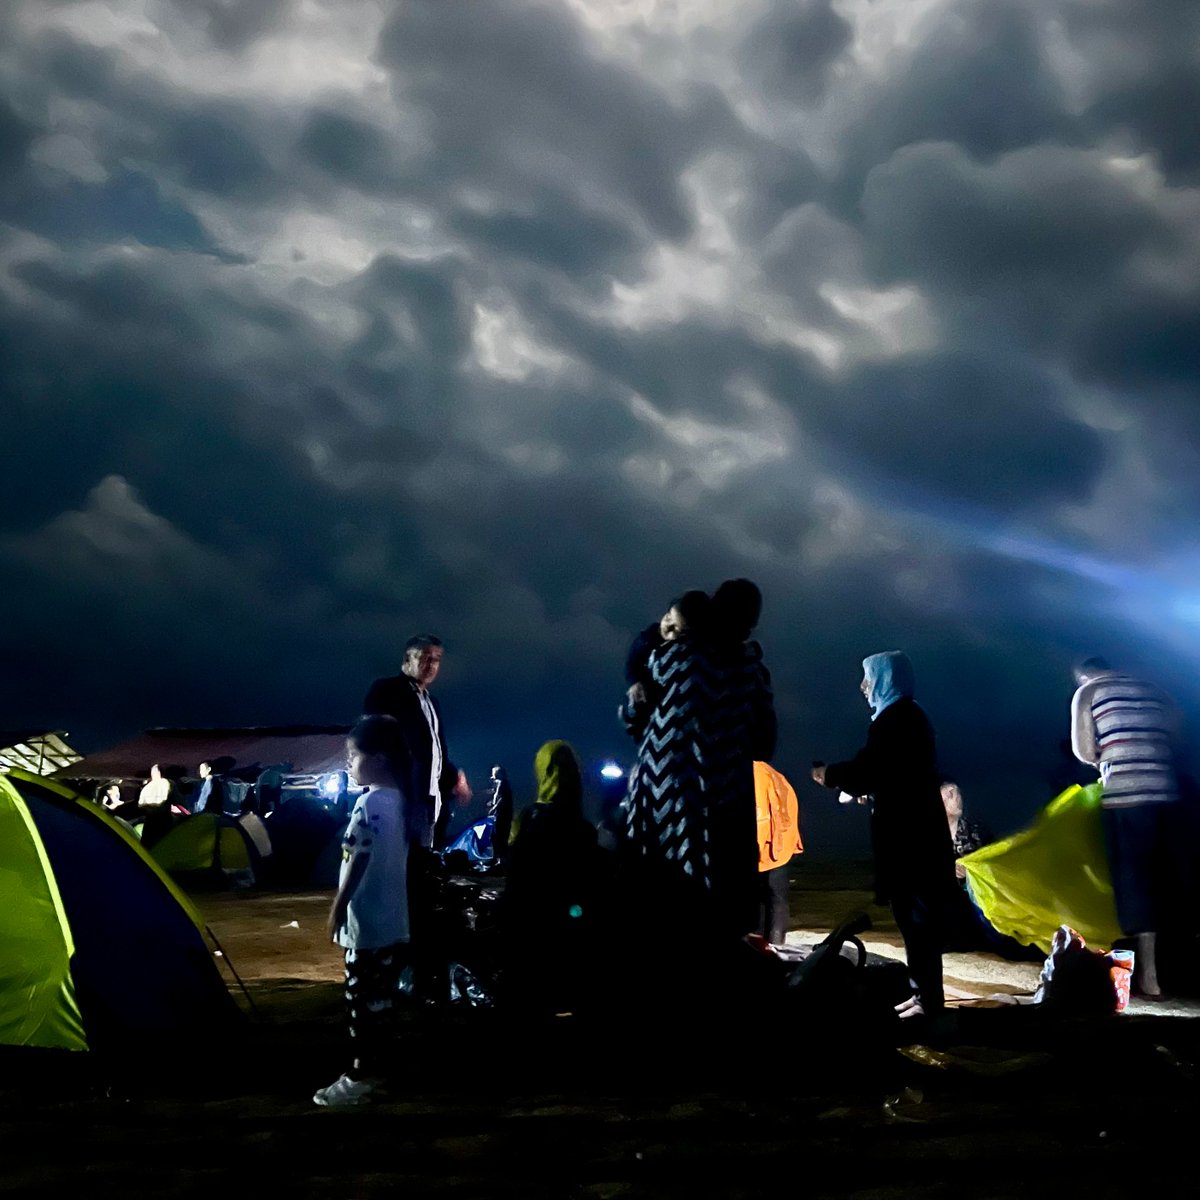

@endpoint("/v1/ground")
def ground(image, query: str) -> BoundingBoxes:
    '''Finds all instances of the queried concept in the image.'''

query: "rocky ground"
[2,871,1197,1198]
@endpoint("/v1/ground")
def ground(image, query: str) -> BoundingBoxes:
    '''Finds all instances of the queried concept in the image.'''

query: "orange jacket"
[754,761,803,871]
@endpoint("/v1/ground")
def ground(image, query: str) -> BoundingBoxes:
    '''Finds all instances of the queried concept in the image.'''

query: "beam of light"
[830,450,1200,629]
[1173,598,1200,625]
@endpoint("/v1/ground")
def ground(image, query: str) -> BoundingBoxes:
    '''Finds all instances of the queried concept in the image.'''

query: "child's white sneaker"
[313,1073,378,1108]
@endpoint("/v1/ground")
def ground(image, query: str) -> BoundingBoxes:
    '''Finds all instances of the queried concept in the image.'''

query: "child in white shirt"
[314,715,411,1108]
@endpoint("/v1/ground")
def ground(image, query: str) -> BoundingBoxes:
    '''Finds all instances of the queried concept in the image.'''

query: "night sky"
[3,1,1199,856]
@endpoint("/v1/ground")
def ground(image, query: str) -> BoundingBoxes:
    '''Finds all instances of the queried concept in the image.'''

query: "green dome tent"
[148,813,267,889]
[0,770,241,1052]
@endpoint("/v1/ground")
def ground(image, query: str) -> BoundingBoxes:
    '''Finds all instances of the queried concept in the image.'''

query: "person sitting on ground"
[937,779,1039,959]
[941,780,992,879]
[501,740,606,1012]
[619,590,711,739]
[315,714,412,1108]
[98,782,123,812]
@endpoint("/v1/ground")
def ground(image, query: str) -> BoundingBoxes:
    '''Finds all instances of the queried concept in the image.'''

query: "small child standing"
[314,715,411,1107]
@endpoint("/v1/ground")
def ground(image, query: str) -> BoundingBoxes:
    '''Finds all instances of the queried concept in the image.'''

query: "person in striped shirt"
[1071,656,1185,997]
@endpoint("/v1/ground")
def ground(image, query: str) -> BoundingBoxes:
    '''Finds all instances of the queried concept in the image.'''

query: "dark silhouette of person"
[488,765,514,868]
[812,652,955,1022]
[363,634,471,1004]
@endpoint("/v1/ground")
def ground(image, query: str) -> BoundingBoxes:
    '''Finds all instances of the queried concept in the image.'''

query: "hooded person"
[811,651,955,1021]
[501,741,605,1011]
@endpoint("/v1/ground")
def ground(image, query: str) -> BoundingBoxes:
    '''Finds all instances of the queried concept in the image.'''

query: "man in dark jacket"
[363,634,469,850]
[811,651,955,1021]
[363,634,471,1003]
[192,760,228,816]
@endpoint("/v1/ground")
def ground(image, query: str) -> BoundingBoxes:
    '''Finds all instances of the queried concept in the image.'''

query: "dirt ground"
[2,871,1198,1199]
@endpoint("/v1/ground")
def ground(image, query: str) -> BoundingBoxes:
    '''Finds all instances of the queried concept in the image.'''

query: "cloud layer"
[4,0,1199,845]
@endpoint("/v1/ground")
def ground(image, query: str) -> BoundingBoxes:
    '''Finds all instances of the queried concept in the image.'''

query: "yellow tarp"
[959,783,1121,954]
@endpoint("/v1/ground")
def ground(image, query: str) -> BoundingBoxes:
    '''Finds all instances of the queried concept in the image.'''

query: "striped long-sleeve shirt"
[1071,672,1178,808]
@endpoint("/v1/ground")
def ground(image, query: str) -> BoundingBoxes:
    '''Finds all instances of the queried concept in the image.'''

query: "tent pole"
[205,925,261,1020]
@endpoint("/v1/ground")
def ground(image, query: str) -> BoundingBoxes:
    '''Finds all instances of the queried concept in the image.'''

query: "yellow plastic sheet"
[959,783,1121,954]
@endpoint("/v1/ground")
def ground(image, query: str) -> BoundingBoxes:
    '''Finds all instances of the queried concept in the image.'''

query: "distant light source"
[1173,598,1200,623]
[599,762,624,780]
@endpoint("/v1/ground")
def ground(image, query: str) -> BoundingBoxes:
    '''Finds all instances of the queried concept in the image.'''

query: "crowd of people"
[151,583,1181,1108]
[99,759,248,823]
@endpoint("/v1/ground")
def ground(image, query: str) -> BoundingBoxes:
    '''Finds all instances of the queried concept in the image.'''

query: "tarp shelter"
[55,725,352,792]
[0,769,240,1051]
[960,783,1122,954]
[148,813,269,888]
[0,729,81,776]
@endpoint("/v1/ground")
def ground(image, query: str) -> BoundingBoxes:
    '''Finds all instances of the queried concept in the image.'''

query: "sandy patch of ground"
[2,877,1198,1198]
[200,880,1200,1019]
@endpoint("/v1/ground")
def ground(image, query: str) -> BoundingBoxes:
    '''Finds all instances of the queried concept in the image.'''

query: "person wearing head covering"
[502,741,604,1012]
[811,651,954,1021]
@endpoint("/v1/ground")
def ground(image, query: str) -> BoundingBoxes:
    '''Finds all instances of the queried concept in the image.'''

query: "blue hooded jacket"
[862,651,915,721]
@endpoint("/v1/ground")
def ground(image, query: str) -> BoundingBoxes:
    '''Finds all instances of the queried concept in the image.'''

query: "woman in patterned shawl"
[621,579,777,938]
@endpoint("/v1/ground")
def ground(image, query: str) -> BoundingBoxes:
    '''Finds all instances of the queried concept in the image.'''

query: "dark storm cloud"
[374,0,729,242]
[861,141,1177,299]
[2,0,1200,841]
[1093,69,1200,184]
[0,232,365,572]
[0,96,35,178]
[816,353,1103,513]
[450,193,643,283]
[1061,0,1200,181]
[153,0,297,53]
[298,106,405,195]
[830,0,1073,209]
[0,23,286,264]
[739,0,853,108]
[1080,291,1200,391]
